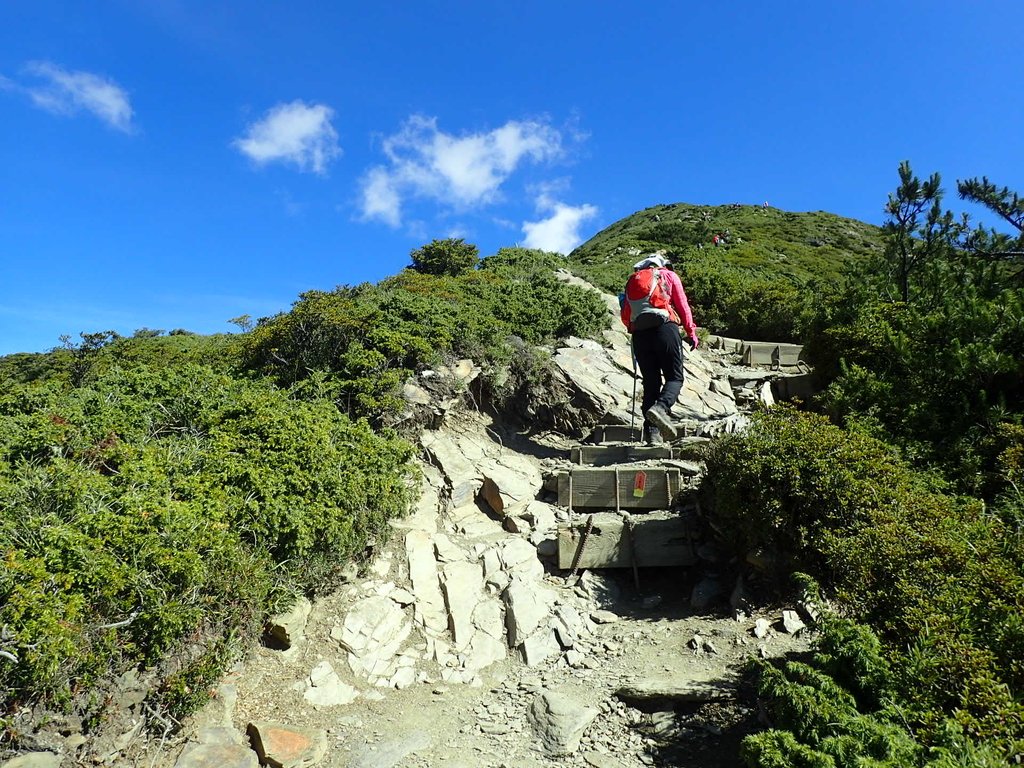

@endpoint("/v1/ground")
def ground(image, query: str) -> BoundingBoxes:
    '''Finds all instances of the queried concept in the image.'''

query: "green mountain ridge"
[568,202,885,294]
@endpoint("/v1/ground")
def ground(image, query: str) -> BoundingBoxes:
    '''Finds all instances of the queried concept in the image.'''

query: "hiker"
[619,255,699,445]
[712,234,720,247]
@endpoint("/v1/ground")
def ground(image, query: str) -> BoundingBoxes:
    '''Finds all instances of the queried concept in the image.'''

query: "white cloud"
[360,167,402,227]
[21,61,133,132]
[234,101,341,174]
[359,115,563,226]
[522,194,598,254]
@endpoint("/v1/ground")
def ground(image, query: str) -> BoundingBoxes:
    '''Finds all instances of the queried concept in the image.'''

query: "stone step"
[557,467,688,511]
[557,511,698,569]
[771,371,819,401]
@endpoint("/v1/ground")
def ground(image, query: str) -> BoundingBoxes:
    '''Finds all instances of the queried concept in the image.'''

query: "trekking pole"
[629,337,639,442]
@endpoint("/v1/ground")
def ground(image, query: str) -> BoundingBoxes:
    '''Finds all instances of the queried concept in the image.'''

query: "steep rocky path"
[162,402,811,768]
[15,275,817,768]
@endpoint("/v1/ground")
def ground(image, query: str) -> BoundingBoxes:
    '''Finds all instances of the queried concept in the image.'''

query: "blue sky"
[2,2,1021,355]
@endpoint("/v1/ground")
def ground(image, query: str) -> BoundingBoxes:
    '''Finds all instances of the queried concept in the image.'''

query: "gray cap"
[632,254,667,270]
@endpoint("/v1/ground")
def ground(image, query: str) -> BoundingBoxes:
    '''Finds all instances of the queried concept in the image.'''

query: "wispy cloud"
[359,115,564,227]
[522,193,598,254]
[233,101,341,175]
[15,61,134,132]
[360,167,403,227]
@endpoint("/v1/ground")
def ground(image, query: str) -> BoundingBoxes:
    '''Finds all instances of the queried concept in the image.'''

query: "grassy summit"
[566,203,886,341]
[569,202,884,288]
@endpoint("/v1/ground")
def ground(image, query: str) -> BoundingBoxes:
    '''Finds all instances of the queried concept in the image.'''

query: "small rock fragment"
[781,610,806,634]
[753,618,771,639]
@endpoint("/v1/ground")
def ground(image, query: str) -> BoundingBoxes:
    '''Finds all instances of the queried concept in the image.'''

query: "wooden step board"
[570,444,674,465]
[570,438,711,466]
[558,467,683,510]
[740,341,804,368]
[586,424,641,444]
[586,422,700,445]
[558,511,698,569]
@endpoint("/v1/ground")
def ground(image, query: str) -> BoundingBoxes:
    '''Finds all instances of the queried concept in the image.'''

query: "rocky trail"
[6,275,820,768]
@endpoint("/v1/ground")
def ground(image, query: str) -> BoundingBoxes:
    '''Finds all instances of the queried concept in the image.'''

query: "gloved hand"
[689,334,699,350]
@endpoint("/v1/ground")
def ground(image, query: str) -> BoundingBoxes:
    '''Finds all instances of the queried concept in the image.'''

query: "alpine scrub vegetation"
[0,243,606,739]
[0,362,414,729]
[806,163,1024,493]
[2,175,1021,764]
[699,164,1024,765]
[704,407,1024,761]
[243,244,608,422]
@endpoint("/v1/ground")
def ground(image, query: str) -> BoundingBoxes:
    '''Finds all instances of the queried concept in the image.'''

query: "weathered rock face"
[301,661,358,708]
[1,755,65,768]
[504,576,556,648]
[420,430,487,509]
[331,595,412,682]
[174,739,259,768]
[548,331,747,436]
[478,458,543,518]
[404,529,449,639]
[440,560,506,672]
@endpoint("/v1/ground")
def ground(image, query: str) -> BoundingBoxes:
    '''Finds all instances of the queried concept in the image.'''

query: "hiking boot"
[644,403,678,439]
[643,425,663,446]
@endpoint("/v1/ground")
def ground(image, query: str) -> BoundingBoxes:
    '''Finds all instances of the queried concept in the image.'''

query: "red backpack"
[621,267,680,332]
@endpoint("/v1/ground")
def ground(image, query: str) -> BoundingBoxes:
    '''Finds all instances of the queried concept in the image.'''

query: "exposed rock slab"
[420,431,486,508]
[332,595,412,680]
[616,671,739,706]
[441,559,506,670]
[346,731,431,768]
[478,457,543,517]
[302,661,358,708]
[246,721,327,768]
[1,756,64,768]
[174,739,259,768]
[504,576,556,647]
[527,689,599,756]
[390,463,442,534]
[403,530,449,640]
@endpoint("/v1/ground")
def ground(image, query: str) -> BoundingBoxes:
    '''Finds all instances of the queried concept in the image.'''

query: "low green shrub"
[0,363,415,725]
[704,407,1024,757]
[243,247,608,423]
[744,658,921,767]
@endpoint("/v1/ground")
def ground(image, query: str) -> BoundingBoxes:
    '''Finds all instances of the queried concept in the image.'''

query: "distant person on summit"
[619,255,699,445]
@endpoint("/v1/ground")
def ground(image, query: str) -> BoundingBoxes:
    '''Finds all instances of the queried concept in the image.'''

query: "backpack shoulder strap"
[644,267,660,299]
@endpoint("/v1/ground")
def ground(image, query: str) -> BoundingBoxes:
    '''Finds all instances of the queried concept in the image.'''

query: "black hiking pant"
[632,322,684,423]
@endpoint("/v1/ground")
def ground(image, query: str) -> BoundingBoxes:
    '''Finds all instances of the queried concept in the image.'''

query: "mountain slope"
[567,202,884,294]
